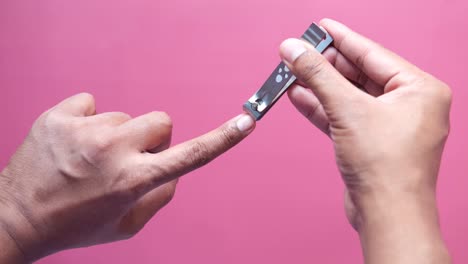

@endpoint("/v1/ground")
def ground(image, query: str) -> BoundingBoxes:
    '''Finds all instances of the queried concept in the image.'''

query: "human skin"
[0,93,255,263]
[0,19,453,264]
[280,19,452,263]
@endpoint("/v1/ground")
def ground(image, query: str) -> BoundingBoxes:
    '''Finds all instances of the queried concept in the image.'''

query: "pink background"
[1,0,467,263]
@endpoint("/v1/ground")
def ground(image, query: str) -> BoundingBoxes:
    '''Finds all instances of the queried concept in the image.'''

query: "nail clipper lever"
[243,23,333,120]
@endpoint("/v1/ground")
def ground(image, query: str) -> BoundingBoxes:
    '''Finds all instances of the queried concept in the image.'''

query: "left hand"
[0,93,255,263]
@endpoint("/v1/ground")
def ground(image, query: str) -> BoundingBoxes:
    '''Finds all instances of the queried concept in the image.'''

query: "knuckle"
[145,163,171,188]
[115,112,132,121]
[304,101,322,121]
[186,141,212,168]
[37,109,77,134]
[148,111,173,130]
[435,83,452,139]
[40,109,62,127]
[119,231,137,240]
[433,115,451,145]
[354,46,371,70]
[79,92,96,106]
[437,82,452,104]
[421,76,452,105]
[356,70,369,88]
[112,166,145,202]
[442,122,451,140]
[92,134,114,152]
[162,181,177,204]
[157,111,173,129]
[117,221,142,240]
[125,227,142,240]
[112,162,173,203]
[294,52,328,85]
[220,126,238,149]
[81,133,115,164]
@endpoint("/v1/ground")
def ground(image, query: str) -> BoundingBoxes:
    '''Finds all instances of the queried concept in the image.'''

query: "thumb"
[279,38,364,113]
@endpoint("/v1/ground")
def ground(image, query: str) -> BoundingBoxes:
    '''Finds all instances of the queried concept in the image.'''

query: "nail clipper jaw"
[243,22,333,121]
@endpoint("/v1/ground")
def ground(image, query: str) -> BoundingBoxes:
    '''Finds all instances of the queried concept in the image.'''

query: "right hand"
[280,19,452,263]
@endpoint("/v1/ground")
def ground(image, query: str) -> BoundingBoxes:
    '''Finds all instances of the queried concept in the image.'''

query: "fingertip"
[319,18,334,25]
[319,18,349,40]
[279,38,297,48]
[235,113,256,133]
[319,18,341,28]
[279,38,308,64]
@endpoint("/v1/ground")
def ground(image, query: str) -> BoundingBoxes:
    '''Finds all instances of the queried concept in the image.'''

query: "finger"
[323,47,383,97]
[118,180,177,236]
[148,134,171,154]
[320,18,420,89]
[279,38,366,112]
[118,111,172,152]
[86,112,132,126]
[287,84,330,135]
[55,93,96,116]
[135,113,255,191]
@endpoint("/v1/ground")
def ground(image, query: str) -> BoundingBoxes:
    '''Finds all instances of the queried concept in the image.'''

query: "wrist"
[0,191,29,264]
[0,221,27,264]
[0,170,44,263]
[347,163,441,229]
[354,185,438,224]
[350,184,451,263]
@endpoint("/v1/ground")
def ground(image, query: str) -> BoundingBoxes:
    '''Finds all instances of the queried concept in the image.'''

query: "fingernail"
[280,38,307,63]
[236,114,255,132]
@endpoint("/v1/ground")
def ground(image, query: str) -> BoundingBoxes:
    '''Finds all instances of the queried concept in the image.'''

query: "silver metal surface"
[243,23,333,120]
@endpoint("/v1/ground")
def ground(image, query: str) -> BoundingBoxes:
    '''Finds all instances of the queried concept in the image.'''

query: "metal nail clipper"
[243,23,333,120]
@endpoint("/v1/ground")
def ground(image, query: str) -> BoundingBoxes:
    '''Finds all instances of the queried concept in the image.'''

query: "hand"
[0,93,255,263]
[280,19,451,263]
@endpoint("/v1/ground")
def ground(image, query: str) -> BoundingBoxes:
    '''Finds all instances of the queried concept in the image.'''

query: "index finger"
[320,18,421,87]
[136,114,255,192]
